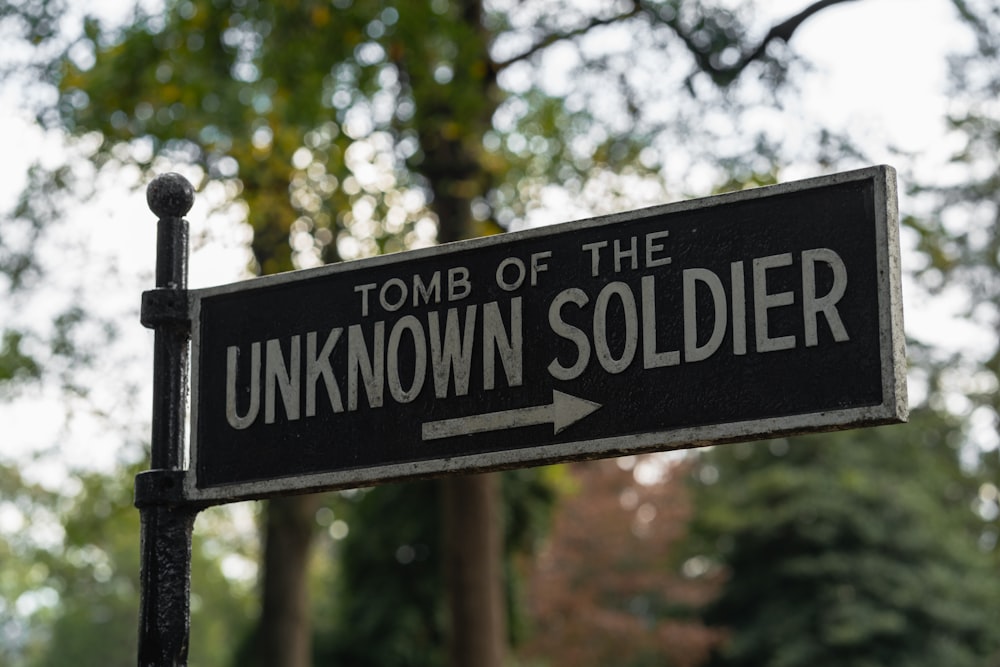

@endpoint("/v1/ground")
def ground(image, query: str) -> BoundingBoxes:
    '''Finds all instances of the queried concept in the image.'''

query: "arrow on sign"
[421,390,602,441]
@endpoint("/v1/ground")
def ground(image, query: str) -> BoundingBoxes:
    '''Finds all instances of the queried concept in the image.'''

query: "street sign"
[185,165,906,502]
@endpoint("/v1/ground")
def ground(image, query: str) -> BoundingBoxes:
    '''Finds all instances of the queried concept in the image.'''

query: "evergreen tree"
[685,415,1000,667]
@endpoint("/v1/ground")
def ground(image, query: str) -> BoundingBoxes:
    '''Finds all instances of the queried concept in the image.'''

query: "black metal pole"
[136,173,198,666]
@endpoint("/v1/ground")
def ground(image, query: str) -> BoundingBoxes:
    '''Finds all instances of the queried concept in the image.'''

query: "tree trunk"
[239,142,327,667]
[443,473,506,667]
[255,494,322,667]
[403,0,508,658]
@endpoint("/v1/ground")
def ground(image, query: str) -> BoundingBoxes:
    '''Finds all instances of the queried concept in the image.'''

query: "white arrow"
[421,390,602,441]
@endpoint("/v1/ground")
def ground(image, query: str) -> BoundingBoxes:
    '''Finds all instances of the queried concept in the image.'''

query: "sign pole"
[136,173,200,666]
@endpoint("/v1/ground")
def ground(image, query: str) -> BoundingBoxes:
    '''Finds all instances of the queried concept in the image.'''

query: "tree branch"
[494,0,860,87]
[493,1,642,72]
[743,0,859,65]
[656,0,861,87]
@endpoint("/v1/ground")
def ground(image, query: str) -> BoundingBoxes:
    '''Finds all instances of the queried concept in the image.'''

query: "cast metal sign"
[186,165,906,502]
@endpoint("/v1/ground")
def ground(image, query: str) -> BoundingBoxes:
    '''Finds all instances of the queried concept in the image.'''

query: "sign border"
[184,165,906,504]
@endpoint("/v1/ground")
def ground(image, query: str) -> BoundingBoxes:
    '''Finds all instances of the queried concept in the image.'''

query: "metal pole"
[136,173,198,666]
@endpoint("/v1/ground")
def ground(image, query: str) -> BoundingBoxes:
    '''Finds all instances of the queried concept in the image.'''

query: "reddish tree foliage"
[517,456,722,667]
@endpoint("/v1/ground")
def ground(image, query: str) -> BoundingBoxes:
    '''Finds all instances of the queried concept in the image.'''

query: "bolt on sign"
[185,166,906,502]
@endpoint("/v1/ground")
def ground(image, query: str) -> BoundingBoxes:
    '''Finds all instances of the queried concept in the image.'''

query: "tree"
[684,414,1000,667]
[312,466,561,665]
[516,458,722,667]
[908,0,1000,469]
[314,480,447,667]
[678,3,1000,663]
[0,459,255,667]
[4,0,893,664]
[897,0,1000,586]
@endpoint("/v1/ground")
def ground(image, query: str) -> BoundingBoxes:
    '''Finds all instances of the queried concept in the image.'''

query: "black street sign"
[185,165,906,502]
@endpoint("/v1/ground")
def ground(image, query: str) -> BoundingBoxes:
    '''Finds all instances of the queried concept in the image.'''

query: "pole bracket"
[141,288,190,331]
[134,469,193,508]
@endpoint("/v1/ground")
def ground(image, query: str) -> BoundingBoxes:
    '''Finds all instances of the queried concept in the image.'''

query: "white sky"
[782,0,962,154]
[0,0,995,485]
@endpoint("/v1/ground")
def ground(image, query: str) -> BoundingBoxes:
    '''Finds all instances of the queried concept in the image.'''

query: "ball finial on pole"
[147,172,195,219]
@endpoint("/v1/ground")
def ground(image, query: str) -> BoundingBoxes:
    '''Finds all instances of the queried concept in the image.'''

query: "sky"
[0,0,995,486]
[780,0,961,159]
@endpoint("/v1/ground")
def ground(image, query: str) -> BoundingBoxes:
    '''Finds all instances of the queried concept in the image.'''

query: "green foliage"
[501,466,563,645]
[908,0,1000,438]
[313,469,559,667]
[33,0,838,271]
[316,481,446,667]
[31,467,143,667]
[0,459,254,667]
[0,331,40,388]
[685,413,1000,667]
[49,0,499,269]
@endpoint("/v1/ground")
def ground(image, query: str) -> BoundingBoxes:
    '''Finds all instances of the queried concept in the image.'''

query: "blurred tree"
[312,480,447,667]
[2,0,888,664]
[307,468,560,665]
[896,1,1000,607]
[908,0,1000,470]
[684,413,1000,667]
[516,458,722,667]
[0,331,40,387]
[0,162,109,406]
[0,460,255,667]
